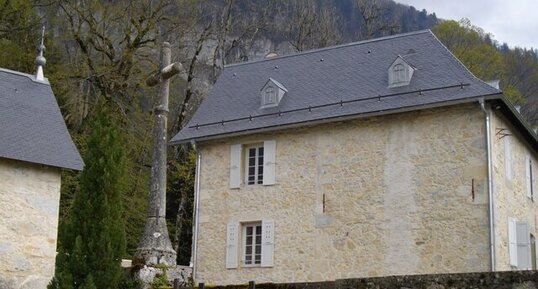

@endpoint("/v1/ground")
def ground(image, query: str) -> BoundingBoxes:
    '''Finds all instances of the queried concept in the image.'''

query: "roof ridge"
[0,67,50,85]
[225,30,432,68]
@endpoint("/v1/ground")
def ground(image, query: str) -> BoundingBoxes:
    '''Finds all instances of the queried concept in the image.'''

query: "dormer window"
[264,86,276,105]
[260,78,287,108]
[393,64,405,83]
[388,56,415,88]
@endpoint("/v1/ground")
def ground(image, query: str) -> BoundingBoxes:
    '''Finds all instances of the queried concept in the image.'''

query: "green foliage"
[167,146,196,265]
[432,19,534,107]
[118,274,143,289]
[0,0,40,72]
[433,20,503,80]
[502,84,525,104]
[79,275,97,289]
[50,104,127,289]
[151,270,171,289]
[151,276,169,289]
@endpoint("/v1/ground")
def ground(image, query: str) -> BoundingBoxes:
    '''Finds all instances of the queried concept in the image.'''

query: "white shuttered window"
[229,140,277,188]
[508,218,532,269]
[225,219,275,269]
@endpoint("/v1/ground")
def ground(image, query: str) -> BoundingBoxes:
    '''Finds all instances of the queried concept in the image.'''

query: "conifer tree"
[49,106,126,289]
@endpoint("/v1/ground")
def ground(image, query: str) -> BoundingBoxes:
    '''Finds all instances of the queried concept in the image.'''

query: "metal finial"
[35,26,46,81]
[40,26,45,48]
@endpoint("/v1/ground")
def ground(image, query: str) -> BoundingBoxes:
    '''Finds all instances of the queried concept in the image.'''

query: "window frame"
[264,86,277,106]
[241,222,263,267]
[393,63,406,84]
[244,144,264,186]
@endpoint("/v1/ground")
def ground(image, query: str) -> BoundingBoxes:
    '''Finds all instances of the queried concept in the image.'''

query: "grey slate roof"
[0,68,83,170]
[170,30,504,144]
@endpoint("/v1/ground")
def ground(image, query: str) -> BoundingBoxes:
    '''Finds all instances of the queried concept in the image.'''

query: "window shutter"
[508,218,518,266]
[263,140,276,185]
[504,136,512,180]
[516,222,531,269]
[229,144,242,189]
[526,156,532,199]
[225,222,239,268]
[261,219,274,267]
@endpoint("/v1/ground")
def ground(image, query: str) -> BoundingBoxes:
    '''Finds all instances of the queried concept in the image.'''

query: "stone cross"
[135,42,183,265]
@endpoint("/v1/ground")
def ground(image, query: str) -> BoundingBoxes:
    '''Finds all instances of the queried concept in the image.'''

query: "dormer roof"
[262,78,288,92]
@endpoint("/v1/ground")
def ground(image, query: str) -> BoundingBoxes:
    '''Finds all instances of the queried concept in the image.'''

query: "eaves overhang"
[487,95,538,155]
[170,92,512,146]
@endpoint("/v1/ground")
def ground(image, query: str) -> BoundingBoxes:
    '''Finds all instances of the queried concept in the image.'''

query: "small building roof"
[0,68,83,170]
[171,30,537,150]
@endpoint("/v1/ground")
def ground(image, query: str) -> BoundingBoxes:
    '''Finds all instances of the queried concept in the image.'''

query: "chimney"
[35,26,46,82]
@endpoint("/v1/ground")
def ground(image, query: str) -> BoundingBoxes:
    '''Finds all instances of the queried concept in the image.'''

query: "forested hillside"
[1,0,536,269]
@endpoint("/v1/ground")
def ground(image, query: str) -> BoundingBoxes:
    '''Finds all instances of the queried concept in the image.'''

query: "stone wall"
[490,109,538,270]
[0,158,62,289]
[198,271,538,289]
[195,103,491,285]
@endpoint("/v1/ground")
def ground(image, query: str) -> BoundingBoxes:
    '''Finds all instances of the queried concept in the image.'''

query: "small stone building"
[0,67,83,288]
[171,30,538,285]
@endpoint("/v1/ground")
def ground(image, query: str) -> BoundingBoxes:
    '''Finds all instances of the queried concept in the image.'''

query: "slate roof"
[170,30,523,144]
[0,68,83,170]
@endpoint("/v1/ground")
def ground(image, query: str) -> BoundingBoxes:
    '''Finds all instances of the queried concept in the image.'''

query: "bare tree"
[355,0,400,40]
[283,0,343,52]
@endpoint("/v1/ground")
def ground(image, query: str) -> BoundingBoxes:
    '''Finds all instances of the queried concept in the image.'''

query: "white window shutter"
[508,218,518,266]
[526,156,532,199]
[229,144,242,189]
[225,222,239,268]
[516,222,531,269]
[261,219,274,267]
[504,136,512,180]
[263,140,276,185]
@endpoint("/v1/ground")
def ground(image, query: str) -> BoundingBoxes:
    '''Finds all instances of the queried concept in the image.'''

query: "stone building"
[171,30,538,285]
[0,55,83,287]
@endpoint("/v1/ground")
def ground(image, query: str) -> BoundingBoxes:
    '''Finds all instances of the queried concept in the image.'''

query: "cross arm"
[146,62,185,87]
